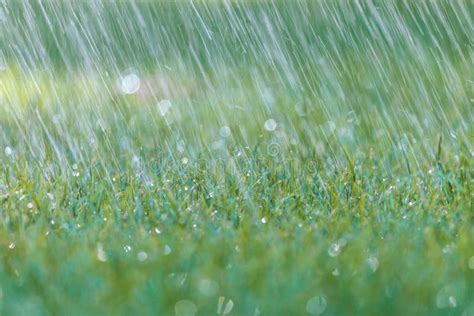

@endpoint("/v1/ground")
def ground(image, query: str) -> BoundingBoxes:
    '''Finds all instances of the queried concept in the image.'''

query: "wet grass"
[0,1,473,315]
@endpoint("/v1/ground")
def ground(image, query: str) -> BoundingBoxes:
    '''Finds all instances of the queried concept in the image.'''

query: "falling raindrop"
[119,72,141,94]
[177,140,185,153]
[328,121,336,133]
[0,7,6,24]
[132,156,140,169]
[157,99,172,116]
[264,119,277,131]
[219,126,231,138]
[4,147,12,156]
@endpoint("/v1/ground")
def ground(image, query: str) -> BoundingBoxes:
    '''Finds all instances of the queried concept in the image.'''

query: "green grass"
[0,1,473,315]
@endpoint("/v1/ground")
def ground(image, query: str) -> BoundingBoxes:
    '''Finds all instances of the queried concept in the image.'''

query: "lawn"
[0,1,472,315]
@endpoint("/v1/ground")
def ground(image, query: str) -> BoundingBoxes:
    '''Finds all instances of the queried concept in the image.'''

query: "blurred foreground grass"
[0,1,473,315]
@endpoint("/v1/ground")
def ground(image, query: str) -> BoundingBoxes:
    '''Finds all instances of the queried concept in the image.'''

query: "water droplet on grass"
[436,287,457,309]
[468,256,474,270]
[306,295,327,315]
[164,244,172,255]
[367,255,379,272]
[328,243,341,257]
[217,296,225,314]
[223,299,234,315]
[137,251,148,262]
[174,299,197,316]
[96,244,107,262]
[448,296,457,307]
[198,278,218,297]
